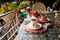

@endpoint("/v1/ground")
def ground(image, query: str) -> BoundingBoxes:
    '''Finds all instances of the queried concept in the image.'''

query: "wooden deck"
[14,34,20,40]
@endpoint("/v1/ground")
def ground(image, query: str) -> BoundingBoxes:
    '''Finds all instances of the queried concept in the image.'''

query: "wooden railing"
[0,10,23,40]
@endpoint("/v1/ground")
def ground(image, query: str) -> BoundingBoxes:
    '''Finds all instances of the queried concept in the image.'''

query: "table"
[19,21,60,40]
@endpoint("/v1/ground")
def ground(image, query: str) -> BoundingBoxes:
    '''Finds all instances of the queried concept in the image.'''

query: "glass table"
[19,21,60,40]
[19,12,60,40]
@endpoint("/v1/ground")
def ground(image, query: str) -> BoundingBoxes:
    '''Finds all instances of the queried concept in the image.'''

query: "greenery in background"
[18,2,27,9]
[0,3,9,14]
[7,2,18,11]
[0,2,18,15]
[1,5,9,13]
[0,1,33,15]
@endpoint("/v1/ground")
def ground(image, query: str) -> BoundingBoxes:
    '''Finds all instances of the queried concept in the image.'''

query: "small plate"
[24,23,42,29]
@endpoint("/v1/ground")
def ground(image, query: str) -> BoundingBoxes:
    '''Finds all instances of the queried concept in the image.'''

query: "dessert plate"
[24,23,42,29]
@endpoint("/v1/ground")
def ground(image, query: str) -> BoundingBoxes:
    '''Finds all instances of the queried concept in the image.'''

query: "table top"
[19,21,60,40]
